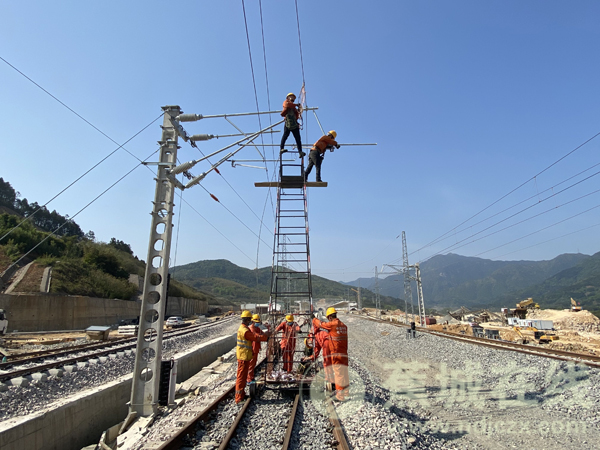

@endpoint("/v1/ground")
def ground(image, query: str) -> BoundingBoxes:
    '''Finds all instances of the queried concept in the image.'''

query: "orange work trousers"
[247,355,258,383]
[321,344,334,383]
[332,354,349,401]
[236,359,250,403]
[282,348,294,372]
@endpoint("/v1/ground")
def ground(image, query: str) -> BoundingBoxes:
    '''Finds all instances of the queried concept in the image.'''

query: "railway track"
[149,383,349,450]
[359,314,600,368]
[0,317,235,383]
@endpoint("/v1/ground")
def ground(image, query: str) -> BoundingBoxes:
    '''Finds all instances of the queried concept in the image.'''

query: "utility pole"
[129,106,280,417]
[129,105,181,417]
[375,266,381,318]
[414,262,426,326]
[402,231,413,325]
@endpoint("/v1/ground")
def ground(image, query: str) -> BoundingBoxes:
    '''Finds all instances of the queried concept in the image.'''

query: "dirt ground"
[12,262,45,293]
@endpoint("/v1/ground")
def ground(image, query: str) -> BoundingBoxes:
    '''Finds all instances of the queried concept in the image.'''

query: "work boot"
[316,179,323,183]
[299,151,306,158]
[280,149,288,154]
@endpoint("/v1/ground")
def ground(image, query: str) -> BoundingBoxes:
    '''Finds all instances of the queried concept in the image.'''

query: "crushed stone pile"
[527,309,600,333]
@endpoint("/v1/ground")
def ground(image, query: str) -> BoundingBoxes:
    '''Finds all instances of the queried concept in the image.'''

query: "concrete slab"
[8,377,29,387]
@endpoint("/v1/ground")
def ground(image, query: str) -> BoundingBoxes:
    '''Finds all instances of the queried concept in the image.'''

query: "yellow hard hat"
[286,92,296,99]
[241,310,252,318]
[326,307,337,317]
[304,337,313,348]
[286,314,294,322]
[328,130,337,139]
[252,314,261,323]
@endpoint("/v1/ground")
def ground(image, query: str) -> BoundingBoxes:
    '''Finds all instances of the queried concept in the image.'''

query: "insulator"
[170,160,196,175]
[214,168,221,175]
[210,194,219,202]
[190,134,215,142]
[176,113,203,122]
[184,173,206,189]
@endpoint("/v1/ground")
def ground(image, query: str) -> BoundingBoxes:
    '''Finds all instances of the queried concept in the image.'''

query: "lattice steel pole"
[402,231,413,325]
[414,263,426,326]
[129,105,181,417]
[375,266,381,318]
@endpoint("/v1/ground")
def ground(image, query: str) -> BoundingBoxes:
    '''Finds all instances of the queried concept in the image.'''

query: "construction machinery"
[531,328,559,344]
[571,298,582,312]
[512,326,529,344]
[516,298,540,309]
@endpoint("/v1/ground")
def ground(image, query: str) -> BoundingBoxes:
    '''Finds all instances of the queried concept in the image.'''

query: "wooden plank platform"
[254,181,328,187]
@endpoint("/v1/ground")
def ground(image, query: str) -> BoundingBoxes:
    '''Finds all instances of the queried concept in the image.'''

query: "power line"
[294,0,306,86]
[0,56,148,163]
[180,197,255,265]
[410,166,600,263]
[1,149,160,276]
[0,113,164,244]
[424,187,600,259]
[412,129,600,255]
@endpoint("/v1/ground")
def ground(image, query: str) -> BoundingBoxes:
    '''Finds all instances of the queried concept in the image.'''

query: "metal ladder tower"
[269,153,314,318]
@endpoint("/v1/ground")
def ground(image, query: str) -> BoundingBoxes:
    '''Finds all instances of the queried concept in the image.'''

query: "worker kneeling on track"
[236,310,270,403]
[312,307,349,402]
[247,314,268,384]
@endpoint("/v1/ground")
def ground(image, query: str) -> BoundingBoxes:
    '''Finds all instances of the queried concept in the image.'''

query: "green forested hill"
[491,251,600,317]
[171,259,401,308]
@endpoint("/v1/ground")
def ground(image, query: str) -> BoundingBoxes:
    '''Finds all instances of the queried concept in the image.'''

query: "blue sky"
[2,1,600,282]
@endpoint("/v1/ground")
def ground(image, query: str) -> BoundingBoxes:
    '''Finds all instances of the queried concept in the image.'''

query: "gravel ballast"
[0,319,238,422]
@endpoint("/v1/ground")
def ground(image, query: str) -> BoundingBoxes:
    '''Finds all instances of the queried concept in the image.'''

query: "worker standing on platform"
[276,314,301,372]
[236,311,270,403]
[312,307,349,401]
[280,93,305,158]
[304,131,340,183]
[247,314,266,383]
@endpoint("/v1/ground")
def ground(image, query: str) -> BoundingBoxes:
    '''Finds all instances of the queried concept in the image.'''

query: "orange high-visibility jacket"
[312,135,338,154]
[237,323,268,361]
[276,321,300,350]
[280,99,300,119]
[313,317,348,364]
[249,323,265,355]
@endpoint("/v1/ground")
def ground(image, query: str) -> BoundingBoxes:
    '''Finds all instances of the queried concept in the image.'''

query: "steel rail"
[357,315,600,368]
[282,393,300,450]
[218,396,253,450]
[325,395,351,450]
[0,317,236,382]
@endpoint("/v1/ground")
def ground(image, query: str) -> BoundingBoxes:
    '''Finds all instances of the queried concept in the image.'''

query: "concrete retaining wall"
[0,333,236,450]
[166,296,208,317]
[0,294,140,332]
[0,294,208,332]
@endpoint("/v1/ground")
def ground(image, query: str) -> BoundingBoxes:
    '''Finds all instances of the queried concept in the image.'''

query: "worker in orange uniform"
[304,131,340,183]
[275,314,302,372]
[280,93,305,158]
[236,311,270,403]
[247,314,266,383]
[312,307,349,401]
[311,320,335,390]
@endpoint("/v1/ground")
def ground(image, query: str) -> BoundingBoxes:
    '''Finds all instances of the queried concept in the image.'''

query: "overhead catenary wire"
[411,129,600,256]
[424,187,600,260]
[1,148,161,276]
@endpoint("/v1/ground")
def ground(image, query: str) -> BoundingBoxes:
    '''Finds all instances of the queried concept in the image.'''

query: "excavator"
[512,326,529,344]
[571,298,582,312]
[532,328,559,344]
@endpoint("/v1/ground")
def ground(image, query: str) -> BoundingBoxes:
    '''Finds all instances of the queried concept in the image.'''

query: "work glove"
[336,145,340,149]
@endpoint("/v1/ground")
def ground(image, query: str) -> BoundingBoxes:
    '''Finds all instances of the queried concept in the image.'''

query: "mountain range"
[344,252,600,315]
